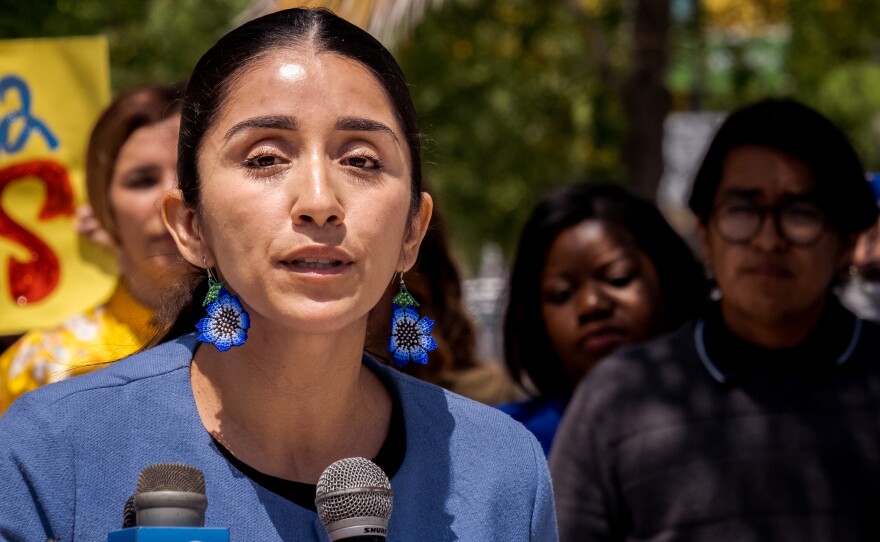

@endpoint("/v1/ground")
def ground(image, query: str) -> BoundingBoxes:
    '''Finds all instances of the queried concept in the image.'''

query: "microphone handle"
[325,517,388,541]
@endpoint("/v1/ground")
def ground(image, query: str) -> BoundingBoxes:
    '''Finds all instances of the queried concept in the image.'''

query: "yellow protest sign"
[0,36,115,334]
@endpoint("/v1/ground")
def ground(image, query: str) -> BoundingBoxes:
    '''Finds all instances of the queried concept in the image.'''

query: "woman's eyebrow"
[335,116,399,143]
[223,115,298,141]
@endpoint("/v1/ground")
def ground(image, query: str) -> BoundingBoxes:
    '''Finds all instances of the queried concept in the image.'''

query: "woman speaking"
[0,8,556,541]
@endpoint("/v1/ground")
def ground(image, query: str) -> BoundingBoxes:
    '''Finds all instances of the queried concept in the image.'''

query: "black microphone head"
[134,462,208,527]
[136,462,206,494]
[315,457,393,541]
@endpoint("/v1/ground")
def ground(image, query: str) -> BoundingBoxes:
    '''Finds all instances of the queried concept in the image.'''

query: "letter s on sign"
[0,159,74,305]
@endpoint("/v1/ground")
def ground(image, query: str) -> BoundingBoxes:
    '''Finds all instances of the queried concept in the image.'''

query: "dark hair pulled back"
[177,8,422,213]
[158,8,423,344]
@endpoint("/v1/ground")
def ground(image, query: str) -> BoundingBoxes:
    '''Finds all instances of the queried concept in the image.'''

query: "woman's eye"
[244,153,280,168]
[543,289,573,305]
[607,275,634,288]
[344,154,382,170]
[123,175,160,190]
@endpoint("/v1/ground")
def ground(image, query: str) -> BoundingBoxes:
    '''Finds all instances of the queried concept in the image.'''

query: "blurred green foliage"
[0,0,250,89]
[788,0,880,172]
[5,0,880,272]
[403,0,880,272]
[396,0,629,271]
[668,0,880,177]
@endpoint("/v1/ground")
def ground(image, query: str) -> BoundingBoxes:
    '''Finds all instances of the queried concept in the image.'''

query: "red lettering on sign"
[0,159,74,305]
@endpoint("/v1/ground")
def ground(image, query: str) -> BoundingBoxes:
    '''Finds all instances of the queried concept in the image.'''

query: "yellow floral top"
[0,281,156,414]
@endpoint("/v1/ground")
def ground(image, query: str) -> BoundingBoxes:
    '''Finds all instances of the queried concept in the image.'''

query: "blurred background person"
[839,218,880,321]
[839,173,880,321]
[365,207,520,405]
[0,83,188,413]
[551,98,880,542]
[500,182,708,454]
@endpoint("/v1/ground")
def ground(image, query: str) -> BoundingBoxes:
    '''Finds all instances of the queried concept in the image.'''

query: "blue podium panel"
[108,527,230,541]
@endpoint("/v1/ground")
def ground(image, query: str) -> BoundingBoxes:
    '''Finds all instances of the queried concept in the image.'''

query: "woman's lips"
[579,328,626,355]
[282,257,351,274]
[279,246,354,276]
[291,257,340,269]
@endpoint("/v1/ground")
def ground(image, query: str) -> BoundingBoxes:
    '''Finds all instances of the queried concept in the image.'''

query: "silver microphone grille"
[314,457,393,526]
[136,462,206,495]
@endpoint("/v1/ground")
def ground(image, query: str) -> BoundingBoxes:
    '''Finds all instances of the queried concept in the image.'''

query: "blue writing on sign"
[0,75,59,154]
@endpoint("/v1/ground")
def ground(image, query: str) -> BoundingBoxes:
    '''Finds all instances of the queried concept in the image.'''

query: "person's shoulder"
[857,317,880,348]
[848,316,880,369]
[0,302,120,375]
[6,333,198,417]
[374,360,545,457]
[498,396,566,425]
[382,364,552,510]
[1,308,97,360]
[566,321,702,426]
[446,361,520,405]
[377,365,556,538]
[587,321,699,387]
[385,362,533,429]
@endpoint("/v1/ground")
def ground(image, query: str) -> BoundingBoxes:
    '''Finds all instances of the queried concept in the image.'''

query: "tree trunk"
[624,0,671,202]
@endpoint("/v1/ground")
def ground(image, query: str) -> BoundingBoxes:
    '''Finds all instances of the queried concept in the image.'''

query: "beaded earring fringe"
[196,272,250,352]
[388,279,438,367]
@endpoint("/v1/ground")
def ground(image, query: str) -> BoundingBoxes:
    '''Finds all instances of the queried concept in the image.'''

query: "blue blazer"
[0,334,557,541]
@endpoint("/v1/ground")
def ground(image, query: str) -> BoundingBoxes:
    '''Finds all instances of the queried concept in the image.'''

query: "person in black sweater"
[550,98,880,541]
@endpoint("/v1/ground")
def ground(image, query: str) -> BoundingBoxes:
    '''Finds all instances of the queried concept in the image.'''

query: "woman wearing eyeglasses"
[550,98,880,542]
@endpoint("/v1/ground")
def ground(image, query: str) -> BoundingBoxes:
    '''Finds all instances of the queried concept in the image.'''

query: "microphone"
[108,462,229,541]
[134,462,207,526]
[315,457,394,541]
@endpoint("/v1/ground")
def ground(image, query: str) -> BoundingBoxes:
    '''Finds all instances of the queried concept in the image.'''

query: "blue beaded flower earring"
[388,273,438,366]
[195,265,250,352]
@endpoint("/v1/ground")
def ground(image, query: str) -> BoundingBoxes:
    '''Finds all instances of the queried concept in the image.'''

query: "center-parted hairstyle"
[504,183,709,397]
[177,7,423,215]
[159,7,424,342]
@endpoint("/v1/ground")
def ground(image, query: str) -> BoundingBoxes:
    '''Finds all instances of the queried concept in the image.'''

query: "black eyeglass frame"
[709,197,828,247]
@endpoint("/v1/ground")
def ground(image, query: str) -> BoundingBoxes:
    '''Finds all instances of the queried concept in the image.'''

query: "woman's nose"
[576,283,613,321]
[290,157,345,227]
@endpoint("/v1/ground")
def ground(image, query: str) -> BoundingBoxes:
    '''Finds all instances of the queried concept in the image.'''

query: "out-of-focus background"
[3,0,880,359]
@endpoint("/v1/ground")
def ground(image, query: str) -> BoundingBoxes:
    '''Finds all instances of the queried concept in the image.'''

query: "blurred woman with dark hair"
[0,83,187,413]
[500,182,708,453]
